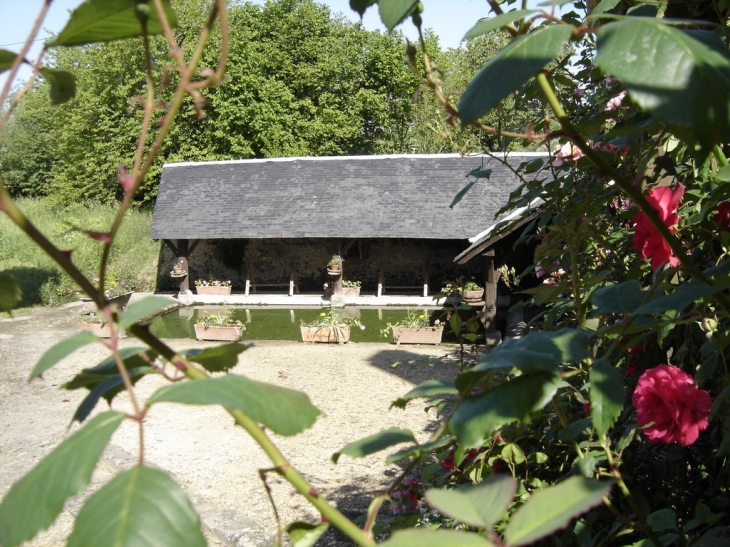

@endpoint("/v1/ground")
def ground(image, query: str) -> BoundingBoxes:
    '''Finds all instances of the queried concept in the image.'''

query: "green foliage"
[67,466,205,547]
[0,273,22,312]
[0,412,125,547]
[503,476,612,545]
[48,0,178,47]
[284,521,330,547]
[29,331,99,380]
[424,475,515,529]
[147,375,321,436]
[183,342,248,373]
[118,295,175,328]
[595,18,730,147]
[459,25,573,126]
[0,200,159,307]
[332,427,416,463]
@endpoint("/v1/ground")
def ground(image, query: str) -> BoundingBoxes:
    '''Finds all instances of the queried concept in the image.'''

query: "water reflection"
[149,306,454,343]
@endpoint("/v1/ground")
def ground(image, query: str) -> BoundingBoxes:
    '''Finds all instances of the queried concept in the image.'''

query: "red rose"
[632,364,711,447]
[626,361,640,377]
[632,185,684,270]
[714,202,730,231]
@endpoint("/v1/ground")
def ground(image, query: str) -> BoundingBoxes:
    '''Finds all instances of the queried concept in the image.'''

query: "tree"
[0,0,423,203]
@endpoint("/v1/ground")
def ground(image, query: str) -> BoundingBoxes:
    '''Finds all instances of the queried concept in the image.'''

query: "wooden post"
[177,240,189,294]
[482,250,500,334]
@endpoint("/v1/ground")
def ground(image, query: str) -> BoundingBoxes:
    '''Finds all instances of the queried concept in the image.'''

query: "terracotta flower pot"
[461,289,484,303]
[195,285,232,296]
[194,324,243,341]
[341,287,361,298]
[392,327,443,345]
[300,326,350,344]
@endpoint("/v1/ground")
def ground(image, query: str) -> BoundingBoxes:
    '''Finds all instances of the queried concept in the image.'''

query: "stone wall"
[157,238,489,295]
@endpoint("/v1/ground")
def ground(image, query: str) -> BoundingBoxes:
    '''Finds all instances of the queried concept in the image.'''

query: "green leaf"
[39,68,76,105]
[459,329,591,390]
[285,521,329,547]
[590,359,623,437]
[596,19,730,146]
[72,370,150,423]
[504,476,613,545]
[425,475,517,529]
[0,274,22,313]
[332,427,415,464]
[451,373,562,447]
[633,263,730,314]
[118,295,175,328]
[591,280,646,314]
[0,411,124,547]
[349,0,376,17]
[0,49,26,73]
[464,11,538,40]
[589,0,623,16]
[63,348,156,422]
[459,24,573,125]
[386,436,452,465]
[558,417,592,442]
[48,0,179,47]
[378,0,418,31]
[379,528,494,547]
[183,343,247,373]
[391,380,458,409]
[67,466,205,547]
[647,508,677,533]
[29,331,98,380]
[147,375,320,436]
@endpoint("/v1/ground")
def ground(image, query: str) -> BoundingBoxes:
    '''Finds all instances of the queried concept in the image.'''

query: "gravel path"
[0,300,467,546]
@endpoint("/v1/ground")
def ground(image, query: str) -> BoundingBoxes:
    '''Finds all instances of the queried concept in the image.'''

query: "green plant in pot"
[380,308,444,345]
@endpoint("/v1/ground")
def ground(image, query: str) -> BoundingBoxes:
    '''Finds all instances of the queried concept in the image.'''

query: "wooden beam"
[456,214,536,264]
[163,239,179,256]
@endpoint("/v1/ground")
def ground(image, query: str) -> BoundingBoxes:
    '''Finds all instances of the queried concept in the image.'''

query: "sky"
[0,0,491,90]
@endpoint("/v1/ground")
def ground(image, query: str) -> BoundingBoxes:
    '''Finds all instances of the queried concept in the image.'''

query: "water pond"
[149,306,483,343]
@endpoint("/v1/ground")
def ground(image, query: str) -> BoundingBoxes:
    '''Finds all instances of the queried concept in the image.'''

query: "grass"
[0,199,161,308]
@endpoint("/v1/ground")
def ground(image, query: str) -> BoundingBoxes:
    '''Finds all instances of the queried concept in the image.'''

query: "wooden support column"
[482,250,500,333]
[177,239,190,294]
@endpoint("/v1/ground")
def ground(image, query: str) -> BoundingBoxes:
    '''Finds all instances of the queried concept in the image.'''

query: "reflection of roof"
[455,197,545,264]
[150,153,549,240]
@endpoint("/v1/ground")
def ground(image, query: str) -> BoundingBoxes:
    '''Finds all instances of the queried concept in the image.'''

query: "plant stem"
[129,325,375,546]
[601,437,663,547]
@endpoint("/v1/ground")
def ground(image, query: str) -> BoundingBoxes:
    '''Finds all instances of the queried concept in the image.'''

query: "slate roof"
[150,153,549,240]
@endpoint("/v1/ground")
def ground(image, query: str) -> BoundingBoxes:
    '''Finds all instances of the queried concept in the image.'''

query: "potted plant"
[436,281,461,305]
[341,279,361,297]
[458,277,484,303]
[195,277,232,296]
[79,314,123,338]
[327,255,342,274]
[300,310,363,344]
[171,258,186,276]
[194,309,245,341]
[380,309,444,345]
[105,280,133,309]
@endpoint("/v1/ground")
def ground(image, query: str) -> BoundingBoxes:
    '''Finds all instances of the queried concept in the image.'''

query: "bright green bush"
[0,199,159,306]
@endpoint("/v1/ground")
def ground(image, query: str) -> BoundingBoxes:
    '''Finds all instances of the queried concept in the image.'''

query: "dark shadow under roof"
[150,153,547,240]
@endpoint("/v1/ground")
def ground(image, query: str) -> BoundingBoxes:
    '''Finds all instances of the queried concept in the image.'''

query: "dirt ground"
[0,299,472,546]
